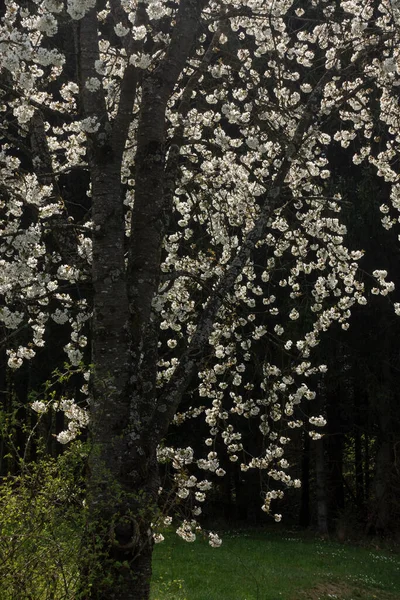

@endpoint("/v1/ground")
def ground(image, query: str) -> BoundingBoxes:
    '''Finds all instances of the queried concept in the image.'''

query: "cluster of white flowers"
[7,346,36,369]
[31,395,89,444]
[208,532,222,547]
[79,117,101,134]
[372,270,395,296]
[67,0,96,20]
[129,53,152,70]
[175,520,198,543]
[85,77,101,93]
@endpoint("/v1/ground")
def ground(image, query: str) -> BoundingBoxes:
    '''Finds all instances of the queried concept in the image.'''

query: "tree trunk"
[299,429,311,528]
[369,336,395,535]
[364,431,370,500]
[325,383,345,529]
[83,456,159,600]
[326,431,345,523]
[373,439,393,533]
[354,387,365,509]
[354,428,364,508]
[77,4,208,598]
[315,438,328,535]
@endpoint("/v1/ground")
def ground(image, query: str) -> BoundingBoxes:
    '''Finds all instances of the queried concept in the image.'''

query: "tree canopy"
[1,1,400,598]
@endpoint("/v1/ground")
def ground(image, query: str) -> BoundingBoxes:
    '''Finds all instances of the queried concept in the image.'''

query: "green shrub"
[0,443,87,600]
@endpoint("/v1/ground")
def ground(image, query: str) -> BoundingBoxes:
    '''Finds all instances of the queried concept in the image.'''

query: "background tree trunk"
[299,429,311,528]
[315,438,328,535]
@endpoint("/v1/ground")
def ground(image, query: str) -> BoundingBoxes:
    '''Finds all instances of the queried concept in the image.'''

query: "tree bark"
[354,430,364,509]
[315,438,328,535]
[369,338,395,535]
[299,429,311,528]
[353,385,365,509]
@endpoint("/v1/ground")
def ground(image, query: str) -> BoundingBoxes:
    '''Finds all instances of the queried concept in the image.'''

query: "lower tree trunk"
[81,452,159,600]
[326,432,345,523]
[354,386,365,511]
[325,387,345,528]
[315,438,328,535]
[84,529,154,600]
[372,439,393,534]
[364,431,371,500]
[369,341,395,535]
[354,427,364,508]
[299,429,311,528]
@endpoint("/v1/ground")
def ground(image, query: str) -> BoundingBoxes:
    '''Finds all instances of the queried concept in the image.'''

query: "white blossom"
[114,23,129,37]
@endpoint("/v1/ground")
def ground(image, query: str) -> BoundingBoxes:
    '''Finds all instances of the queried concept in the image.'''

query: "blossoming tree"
[1,0,400,598]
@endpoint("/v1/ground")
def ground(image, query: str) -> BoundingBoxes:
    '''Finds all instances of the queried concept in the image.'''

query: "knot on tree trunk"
[109,515,140,550]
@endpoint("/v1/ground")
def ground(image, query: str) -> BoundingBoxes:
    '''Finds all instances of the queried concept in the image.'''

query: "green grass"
[151,529,400,600]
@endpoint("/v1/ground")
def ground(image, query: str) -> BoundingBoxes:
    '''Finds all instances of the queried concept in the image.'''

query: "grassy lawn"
[151,529,400,600]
